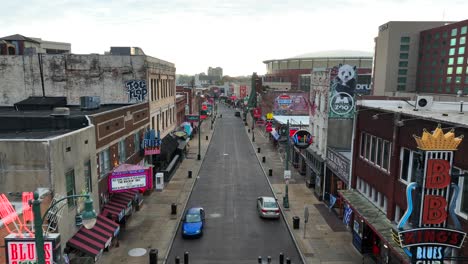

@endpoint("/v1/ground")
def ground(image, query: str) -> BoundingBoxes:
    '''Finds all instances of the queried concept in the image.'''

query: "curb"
[245,118,307,264]
[163,117,217,264]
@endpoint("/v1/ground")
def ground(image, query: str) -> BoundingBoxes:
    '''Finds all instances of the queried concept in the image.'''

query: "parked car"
[257,196,280,219]
[182,207,205,238]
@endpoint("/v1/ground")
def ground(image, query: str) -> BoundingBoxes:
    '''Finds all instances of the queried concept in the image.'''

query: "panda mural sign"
[328,64,357,119]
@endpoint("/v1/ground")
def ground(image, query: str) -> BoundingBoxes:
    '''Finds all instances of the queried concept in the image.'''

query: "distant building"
[0,34,71,55]
[263,50,373,90]
[372,21,451,97]
[207,66,223,78]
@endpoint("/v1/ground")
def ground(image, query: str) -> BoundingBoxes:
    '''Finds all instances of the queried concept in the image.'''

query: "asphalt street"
[167,104,302,264]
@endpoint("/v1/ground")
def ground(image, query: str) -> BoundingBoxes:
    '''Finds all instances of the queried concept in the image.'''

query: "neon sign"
[397,126,466,262]
[6,241,53,264]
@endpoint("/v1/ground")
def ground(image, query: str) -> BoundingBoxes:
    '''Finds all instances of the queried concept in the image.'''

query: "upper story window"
[360,132,391,172]
[399,148,422,185]
[452,167,468,219]
[99,148,110,178]
[400,36,410,43]
[118,139,126,163]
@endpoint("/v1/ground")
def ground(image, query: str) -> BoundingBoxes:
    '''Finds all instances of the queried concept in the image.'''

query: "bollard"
[267,256,271,263]
[248,129,250,133]
[262,156,266,163]
[268,169,273,176]
[188,170,192,178]
[175,256,180,264]
[149,249,158,264]
[286,258,291,264]
[184,251,189,264]
[258,256,262,263]
[279,253,284,264]
[257,147,261,153]
[206,135,208,140]
[171,203,177,215]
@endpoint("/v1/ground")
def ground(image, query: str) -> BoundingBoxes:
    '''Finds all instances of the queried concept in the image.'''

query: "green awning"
[338,189,409,263]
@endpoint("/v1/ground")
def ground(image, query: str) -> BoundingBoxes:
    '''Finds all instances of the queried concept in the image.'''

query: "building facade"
[175,94,187,126]
[0,34,71,55]
[417,20,468,96]
[372,21,451,97]
[263,50,373,90]
[340,99,468,263]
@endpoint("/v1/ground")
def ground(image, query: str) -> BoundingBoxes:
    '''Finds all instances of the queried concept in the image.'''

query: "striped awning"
[66,213,120,259]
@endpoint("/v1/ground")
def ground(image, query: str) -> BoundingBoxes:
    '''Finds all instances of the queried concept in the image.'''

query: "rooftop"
[358,99,468,127]
[0,104,131,139]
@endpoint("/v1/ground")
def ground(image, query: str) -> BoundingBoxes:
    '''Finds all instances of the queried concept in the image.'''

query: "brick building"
[339,99,468,263]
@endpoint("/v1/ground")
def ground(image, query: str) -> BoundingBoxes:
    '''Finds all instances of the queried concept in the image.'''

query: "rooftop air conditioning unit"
[415,96,433,111]
[80,96,101,110]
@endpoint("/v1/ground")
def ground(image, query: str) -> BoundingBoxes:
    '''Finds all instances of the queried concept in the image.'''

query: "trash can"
[171,203,177,215]
[293,216,300,229]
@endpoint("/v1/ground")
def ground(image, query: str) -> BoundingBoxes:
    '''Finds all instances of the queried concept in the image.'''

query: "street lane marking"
[208,213,222,218]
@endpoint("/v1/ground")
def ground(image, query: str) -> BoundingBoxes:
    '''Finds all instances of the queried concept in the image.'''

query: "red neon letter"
[10,244,18,259]
[422,195,448,224]
[426,159,451,189]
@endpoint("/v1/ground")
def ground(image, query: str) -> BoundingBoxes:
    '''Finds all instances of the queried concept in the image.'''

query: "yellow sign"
[266,112,273,120]
[413,124,463,151]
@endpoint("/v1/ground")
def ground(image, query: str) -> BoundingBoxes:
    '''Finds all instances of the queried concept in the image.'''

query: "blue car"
[182,207,205,238]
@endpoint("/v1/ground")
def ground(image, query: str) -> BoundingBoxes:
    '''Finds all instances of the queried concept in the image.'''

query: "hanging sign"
[292,130,313,149]
[143,129,161,155]
[266,112,273,120]
[253,108,262,118]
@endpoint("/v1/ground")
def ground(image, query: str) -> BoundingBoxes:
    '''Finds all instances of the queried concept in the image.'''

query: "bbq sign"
[397,126,466,262]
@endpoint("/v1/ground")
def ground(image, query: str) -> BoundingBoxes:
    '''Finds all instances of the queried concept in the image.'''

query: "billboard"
[328,64,357,119]
[273,93,309,115]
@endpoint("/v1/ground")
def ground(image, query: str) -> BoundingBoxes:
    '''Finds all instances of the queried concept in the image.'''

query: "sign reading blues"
[143,129,162,155]
[126,80,148,102]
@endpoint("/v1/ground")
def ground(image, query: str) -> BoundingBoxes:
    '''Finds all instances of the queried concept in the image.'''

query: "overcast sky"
[2,0,468,76]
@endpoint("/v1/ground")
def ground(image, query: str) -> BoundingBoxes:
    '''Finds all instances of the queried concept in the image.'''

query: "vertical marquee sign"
[397,125,466,263]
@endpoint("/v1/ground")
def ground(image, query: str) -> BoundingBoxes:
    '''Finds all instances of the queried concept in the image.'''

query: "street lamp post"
[32,191,97,264]
[283,119,290,208]
[197,94,202,161]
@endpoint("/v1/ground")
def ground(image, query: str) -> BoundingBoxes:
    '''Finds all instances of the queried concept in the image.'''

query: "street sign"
[304,206,309,223]
[284,170,291,180]
[186,115,199,122]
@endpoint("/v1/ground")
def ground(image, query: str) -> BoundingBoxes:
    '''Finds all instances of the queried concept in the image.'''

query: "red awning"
[67,237,102,257]
[67,213,121,257]
[113,190,137,201]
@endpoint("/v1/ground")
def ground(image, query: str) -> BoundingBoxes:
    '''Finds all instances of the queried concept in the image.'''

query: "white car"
[257,196,280,219]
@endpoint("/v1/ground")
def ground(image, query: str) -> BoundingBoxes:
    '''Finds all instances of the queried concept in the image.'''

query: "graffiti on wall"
[125,80,147,102]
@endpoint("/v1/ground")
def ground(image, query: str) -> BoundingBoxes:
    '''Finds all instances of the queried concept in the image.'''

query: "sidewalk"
[244,114,362,264]
[99,118,215,264]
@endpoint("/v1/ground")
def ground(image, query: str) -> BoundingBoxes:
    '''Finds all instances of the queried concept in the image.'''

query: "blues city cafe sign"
[397,126,466,263]
[143,129,162,155]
